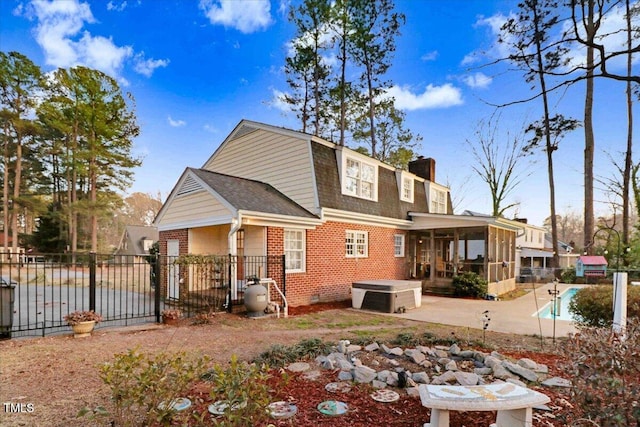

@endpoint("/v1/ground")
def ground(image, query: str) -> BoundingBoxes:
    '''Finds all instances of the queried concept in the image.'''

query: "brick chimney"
[408,156,436,182]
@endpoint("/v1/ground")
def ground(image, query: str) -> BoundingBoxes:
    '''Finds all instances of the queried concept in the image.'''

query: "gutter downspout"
[228,212,242,300]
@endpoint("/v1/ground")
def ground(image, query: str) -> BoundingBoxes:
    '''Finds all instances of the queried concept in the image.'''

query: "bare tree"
[467,115,532,217]
[501,0,579,270]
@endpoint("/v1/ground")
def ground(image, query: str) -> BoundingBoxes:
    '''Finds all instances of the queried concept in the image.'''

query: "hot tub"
[352,280,422,313]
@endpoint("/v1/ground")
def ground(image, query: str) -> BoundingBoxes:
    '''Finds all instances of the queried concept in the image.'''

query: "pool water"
[536,287,579,321]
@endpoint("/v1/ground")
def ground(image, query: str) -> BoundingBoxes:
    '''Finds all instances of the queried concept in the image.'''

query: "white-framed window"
[401,176,413,203]
[343,156,377,200]
[425,182,449,214]
[430,188,447,213]
[394,234,405,257]
[284,229,305,272]
[346,230,368,258]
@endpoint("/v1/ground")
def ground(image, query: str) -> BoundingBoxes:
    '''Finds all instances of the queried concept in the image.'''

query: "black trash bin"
[0,278,16,339]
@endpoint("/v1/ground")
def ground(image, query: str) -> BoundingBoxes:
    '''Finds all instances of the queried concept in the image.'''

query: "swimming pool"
[535,287,579,321]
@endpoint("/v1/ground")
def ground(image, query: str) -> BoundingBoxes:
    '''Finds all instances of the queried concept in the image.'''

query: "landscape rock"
[347,344,362,353]
[454,371,479,386]
[449,343,461,355]
[412,372,430,384]
[287,362,310,372]
[431,370,457,385]
[517,358,538,370]
[407,350,426,364]
[459,350,475,359]
[445,360,458,371]
[503,361,539,382]
[474,367,493,376]
[365,342,380,352]
[315,355,334,370]
[542,377,572,388]
[338,370,353,381]
[353,365,377,383]
[388,347,404,356]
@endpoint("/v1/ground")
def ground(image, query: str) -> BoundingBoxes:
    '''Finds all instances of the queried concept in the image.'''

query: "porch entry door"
[434,236,453,278]
[167,240,180,300]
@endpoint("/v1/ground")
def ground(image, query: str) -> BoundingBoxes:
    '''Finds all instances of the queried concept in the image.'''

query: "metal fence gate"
[0,253,286,338]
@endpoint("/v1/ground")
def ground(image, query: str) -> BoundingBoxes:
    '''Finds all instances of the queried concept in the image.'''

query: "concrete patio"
[386,282,583,338]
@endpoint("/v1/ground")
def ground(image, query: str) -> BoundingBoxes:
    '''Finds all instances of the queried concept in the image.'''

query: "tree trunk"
[583,0,596,252]
[622,0,633,263]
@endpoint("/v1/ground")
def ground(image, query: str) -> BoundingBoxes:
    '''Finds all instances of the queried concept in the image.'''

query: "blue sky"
[1,0,638,227]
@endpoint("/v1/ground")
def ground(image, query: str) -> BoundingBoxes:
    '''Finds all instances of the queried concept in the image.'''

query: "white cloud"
[421,51,439,62]
[203,124,218,133]
[134,53,169,77]
[463,72,492,89]
[461,13,513,66]
[26,0,133,79]
[270,88,292,112]
[168,116,186,127]
[386,84,464,110]
[199,0,272,33]
[106,1,127,12]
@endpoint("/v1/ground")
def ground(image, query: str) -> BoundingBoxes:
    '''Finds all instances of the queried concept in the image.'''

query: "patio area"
[384,282,582,338]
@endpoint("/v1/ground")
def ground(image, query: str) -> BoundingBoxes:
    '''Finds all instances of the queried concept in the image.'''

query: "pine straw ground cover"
[0,301,607,427]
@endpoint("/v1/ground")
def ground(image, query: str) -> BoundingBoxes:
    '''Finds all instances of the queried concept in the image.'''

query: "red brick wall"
[268,221,408,307]
[159,229,189,256]
[158,229,189,298]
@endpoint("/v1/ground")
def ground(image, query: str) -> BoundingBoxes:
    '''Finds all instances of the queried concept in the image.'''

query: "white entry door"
[167,240,180,300]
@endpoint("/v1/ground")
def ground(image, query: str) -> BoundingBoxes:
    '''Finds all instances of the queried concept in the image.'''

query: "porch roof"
[407,212,525,232]
[520,247,554,258]
[190,168,319,220]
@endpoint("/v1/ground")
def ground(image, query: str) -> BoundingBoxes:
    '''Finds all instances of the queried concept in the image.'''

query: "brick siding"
[268,221,408,307]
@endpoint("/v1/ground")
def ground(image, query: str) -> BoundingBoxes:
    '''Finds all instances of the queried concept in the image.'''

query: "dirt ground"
[0,302,573,427]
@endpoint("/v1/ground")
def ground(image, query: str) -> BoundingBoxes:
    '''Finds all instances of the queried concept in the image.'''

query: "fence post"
[227,254,232,313]
[154,254,161,323]
[281,254,286,296]
[89,252,96,312]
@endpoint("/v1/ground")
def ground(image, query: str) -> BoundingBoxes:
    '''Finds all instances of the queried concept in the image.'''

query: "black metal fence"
[0,253,286,338]
[159,254,286,317]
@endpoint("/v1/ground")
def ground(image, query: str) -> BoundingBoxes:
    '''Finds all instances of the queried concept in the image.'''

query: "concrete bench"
[418,383,550,427]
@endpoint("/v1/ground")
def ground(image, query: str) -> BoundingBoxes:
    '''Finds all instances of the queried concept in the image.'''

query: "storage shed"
[576,255,608,278]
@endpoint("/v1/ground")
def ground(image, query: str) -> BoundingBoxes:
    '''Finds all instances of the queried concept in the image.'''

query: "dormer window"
[397,172,414,203]
[426,182,449,214]
[342,155,378,201]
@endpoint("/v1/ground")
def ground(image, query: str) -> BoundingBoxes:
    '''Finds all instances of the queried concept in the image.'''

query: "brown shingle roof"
[189,168,318,219]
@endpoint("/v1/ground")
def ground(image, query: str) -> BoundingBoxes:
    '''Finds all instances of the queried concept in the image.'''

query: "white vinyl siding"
[284,229,305,272]
[203,129,316,212]
[394,234,405,257]
[346,230,368,258]
[158,191,230,226]
[343,156,377,201]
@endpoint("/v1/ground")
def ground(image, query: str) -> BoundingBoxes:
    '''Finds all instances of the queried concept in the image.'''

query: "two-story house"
[154,120,522,307]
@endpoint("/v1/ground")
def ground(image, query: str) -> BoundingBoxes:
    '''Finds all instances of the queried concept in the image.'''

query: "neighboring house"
[114,225,159,263]
[0,234,24,262]
[154,120,523,307]
[512,218,579,282]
